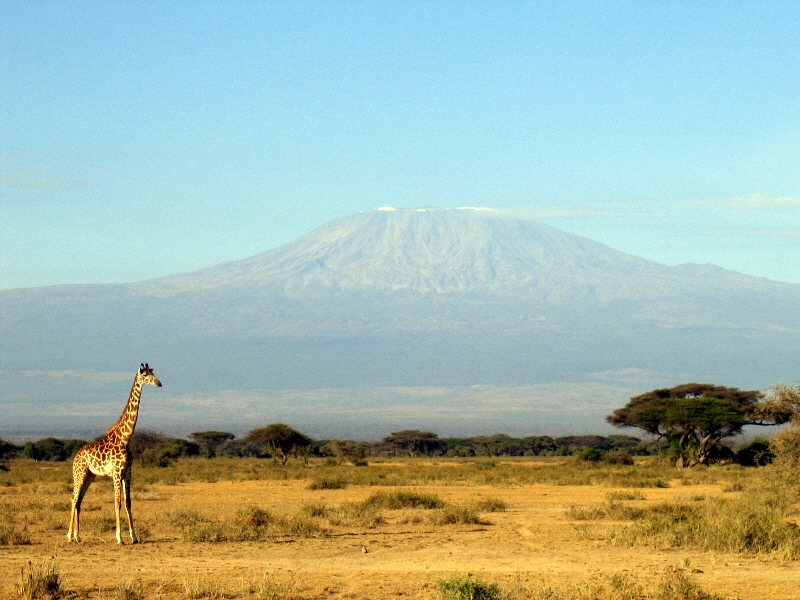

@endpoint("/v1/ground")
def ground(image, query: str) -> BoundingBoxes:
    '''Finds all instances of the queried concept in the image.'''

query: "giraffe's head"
[138,363,162,387]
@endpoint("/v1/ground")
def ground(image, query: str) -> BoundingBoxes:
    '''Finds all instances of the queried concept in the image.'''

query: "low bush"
[605,450,635,465]
[0,523,32,545]
[181,506,325,542]
[734,438,773,466]
[577,447,604,465]
[566,500,645,522]
[166,509,208,528]
[307,478,347,490]
[17,558,61,600]
[606,490,646,502]
[437,574,500,600]
[301,502,329,518]
[323,502,385,528]
[471,497,507,512]
[363,489,445,510]
[426,506,485,526]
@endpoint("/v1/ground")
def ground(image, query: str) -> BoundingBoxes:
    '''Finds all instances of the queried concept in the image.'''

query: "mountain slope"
[1,208,798,437]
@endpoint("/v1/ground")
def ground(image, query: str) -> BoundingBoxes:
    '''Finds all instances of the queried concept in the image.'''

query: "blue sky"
[1,1,798,289]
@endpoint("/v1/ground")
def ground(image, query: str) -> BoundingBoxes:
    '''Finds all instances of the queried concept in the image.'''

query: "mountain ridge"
[1,208,798,437]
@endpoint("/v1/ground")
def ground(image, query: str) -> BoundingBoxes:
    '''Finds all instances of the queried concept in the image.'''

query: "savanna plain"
[2,457,799,600]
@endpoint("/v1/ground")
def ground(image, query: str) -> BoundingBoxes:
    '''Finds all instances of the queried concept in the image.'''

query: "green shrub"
[605,450,635,465]
[578,447,604,464]
[437,575,500,600]
[734,437,773,466]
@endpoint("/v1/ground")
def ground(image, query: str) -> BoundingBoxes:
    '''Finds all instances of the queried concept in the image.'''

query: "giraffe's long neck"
[110,377,143,446]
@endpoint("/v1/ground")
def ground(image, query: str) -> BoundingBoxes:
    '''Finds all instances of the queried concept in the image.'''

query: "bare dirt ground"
[2,459,798,599]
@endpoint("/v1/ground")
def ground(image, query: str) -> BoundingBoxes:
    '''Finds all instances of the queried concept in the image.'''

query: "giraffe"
[67,363,162,544]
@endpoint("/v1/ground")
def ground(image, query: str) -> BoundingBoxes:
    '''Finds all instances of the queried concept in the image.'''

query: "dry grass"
[0,455,749,492]
[239,572,298,600]
[181,506,325,542]
[567,477,800,559]
[505,571,723,600]
[362,489,445,509]
[610,489,800,558]
[0,456,787,599]
[184,570,230,600]
[17,557,62,600]
[606,490,646,502]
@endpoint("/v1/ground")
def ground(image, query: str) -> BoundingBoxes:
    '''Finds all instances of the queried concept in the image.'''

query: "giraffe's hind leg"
[121,460,137,543]
[67,462,95,542]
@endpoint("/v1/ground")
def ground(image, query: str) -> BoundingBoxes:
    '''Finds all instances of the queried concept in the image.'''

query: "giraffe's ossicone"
[67,363,162,544]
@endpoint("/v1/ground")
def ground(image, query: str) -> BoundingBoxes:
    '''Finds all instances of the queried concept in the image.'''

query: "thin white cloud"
[21,370,132,383]
[500,207,649,220]
[695,194,800,210]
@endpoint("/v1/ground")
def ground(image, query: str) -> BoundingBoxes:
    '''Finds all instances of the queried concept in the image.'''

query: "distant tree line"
[0,424,772,469]
[2,381,796,470]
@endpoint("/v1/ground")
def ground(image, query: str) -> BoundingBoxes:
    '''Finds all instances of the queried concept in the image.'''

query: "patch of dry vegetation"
[17,557,62,600]
[436,571,725,600]
[180,505,325,542]
[0,454,748,492]
[568,478,800,559]
[511,571,723,600]
[299,489,494,529]
[0,454,785,599]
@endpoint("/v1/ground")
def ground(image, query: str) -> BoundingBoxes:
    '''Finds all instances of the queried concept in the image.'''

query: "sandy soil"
[2,469,798,599]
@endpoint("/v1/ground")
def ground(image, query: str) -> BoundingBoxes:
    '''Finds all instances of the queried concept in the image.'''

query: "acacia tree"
[383,430,446,457]
[189,431,235,458]
[607,383,792,467]
[128,429,169,465]
[245,423,312,465]
[764,383,800,486]
[328,440,368,466]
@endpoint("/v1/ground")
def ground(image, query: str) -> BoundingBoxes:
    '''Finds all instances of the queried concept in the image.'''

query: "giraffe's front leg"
[122,462,138,543]
[113,473,124,545]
